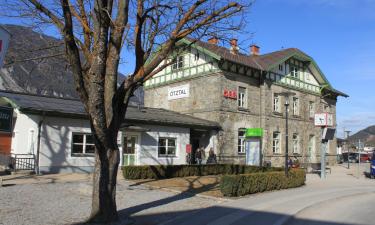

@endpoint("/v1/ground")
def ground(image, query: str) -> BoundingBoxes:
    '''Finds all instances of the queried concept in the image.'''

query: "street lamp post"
[280,91,296,177]
[284,100,289,176]
[345,130,351,169]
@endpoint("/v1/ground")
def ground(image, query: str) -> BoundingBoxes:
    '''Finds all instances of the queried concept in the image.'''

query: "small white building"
[0,91,219,173]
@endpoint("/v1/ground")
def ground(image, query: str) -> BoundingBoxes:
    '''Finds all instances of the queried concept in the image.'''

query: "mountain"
[348,125,375,147]
[0,24,143,105]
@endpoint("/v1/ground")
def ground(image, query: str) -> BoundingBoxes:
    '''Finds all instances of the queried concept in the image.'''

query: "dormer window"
[172,56,184,70]
[278,64,283,71]
[290,66,298,78]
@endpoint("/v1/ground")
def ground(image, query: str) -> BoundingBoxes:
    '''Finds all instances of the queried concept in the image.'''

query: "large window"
[158,137,176,157]
[238,87,247,108]
[309,101,315,118]
[290,66,299,78]
[171,56,184,70]
[273,132,281,154]
[273,94,281,113]
[292,97,299,116]
[72,133,95,156]
[292,133,300,154]
[238,129,246,154]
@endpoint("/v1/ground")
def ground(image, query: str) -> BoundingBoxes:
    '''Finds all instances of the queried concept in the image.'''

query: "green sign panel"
[0,106,13,133]
[245,128,263,137]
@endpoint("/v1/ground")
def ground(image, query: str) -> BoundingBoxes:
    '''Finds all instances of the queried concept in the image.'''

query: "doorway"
[122,133,140,166]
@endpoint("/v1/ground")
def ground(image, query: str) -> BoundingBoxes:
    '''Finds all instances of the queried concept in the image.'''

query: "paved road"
[1,164,374,225]
[153,165,375,225]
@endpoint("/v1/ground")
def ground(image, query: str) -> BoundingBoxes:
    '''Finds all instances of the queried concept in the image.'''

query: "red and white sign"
[186,144,192,154]
[314,113,333,127]
[223,89,237,99]
[0,26,11,68]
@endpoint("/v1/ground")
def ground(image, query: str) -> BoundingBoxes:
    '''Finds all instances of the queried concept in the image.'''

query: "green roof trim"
[0,96,20,109]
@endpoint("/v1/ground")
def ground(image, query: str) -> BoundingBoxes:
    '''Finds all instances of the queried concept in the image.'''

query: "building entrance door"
[122,134,139,166]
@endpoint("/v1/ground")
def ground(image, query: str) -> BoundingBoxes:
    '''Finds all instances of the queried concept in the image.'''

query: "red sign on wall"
[223,89,237,99]
[186,144,192,153]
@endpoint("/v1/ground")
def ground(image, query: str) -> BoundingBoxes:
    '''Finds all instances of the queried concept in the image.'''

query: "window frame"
[238,86,247,109]
[158,137,177,157]
[290,66,298,78]
[171,55,184,71]
[292,133,300,154]
[273,94,281,113]
[238,128,246,154]
[292,97,299,116]
[278,64,283,71]
[71,132,95,157]
[273,131,281,154]
[308,135,315,156]
[309,101,315,118]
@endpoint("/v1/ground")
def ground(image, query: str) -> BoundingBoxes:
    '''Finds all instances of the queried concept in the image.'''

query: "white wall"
[135,124,190,165]
[11,109,40,155]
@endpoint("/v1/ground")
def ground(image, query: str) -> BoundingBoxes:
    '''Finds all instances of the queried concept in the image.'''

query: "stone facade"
[144,42,341,167]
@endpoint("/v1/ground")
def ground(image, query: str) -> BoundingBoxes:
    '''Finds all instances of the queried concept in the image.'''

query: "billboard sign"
[0,26,11,68]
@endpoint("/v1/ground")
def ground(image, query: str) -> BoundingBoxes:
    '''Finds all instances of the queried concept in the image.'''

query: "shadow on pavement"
[124,206,359,225]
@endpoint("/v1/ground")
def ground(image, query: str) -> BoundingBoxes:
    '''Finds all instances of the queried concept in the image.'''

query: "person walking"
[206,148,217,164]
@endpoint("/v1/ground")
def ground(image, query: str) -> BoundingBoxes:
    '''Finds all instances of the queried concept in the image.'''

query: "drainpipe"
[35,112,45,175]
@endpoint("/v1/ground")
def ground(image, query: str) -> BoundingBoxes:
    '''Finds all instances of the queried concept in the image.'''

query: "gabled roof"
[0,91,220,129]
[181,38,348,97]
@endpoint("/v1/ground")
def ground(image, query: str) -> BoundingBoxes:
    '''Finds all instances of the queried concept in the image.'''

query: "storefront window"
[158,137,176,157]
[71,133,95,157]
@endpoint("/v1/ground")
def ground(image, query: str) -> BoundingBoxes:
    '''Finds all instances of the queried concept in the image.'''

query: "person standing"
[195,147,203,165]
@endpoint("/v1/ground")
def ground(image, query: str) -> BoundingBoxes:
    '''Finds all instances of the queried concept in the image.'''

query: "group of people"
[187,147,217,165]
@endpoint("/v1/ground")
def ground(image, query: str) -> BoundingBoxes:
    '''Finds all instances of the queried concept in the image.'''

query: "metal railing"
[11,154,36,171]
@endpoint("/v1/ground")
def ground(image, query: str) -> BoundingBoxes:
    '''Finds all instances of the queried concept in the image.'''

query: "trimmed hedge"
[122,164,283,180]
[220,169,306,197]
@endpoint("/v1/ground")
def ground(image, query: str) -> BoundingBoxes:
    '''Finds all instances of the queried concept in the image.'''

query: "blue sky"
[245,0,375,137]
[2,0,374,137]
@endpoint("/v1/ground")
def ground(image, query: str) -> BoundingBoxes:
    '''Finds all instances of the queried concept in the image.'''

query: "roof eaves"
[180,38,222,61]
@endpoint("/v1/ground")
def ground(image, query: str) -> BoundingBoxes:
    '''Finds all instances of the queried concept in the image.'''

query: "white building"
[0,91,219,173]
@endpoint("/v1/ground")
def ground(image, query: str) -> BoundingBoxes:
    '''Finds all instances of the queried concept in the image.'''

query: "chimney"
[250,44,260,56]
[230,38,239,55]
[208,37,218,45]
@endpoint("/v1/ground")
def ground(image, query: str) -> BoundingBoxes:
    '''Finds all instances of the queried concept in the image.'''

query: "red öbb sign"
[223,89,237,99]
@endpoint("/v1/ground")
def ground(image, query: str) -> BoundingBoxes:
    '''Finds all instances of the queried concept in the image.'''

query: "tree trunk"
[89,142,120,223]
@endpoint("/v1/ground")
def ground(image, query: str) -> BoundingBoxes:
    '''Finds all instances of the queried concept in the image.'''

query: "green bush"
[122,164,283,180]
[220,169,306,197]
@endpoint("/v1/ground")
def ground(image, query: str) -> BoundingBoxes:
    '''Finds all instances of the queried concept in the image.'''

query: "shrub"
[122,164,283,180]
[220,169,305,197]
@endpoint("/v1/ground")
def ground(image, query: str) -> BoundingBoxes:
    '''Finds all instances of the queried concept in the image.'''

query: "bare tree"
[2,0,249,222]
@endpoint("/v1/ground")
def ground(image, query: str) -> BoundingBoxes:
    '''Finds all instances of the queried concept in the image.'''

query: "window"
[171,56,184,70]
[292,97,299,116]
[238,87,247,108]
[324,104,330,113]
[273,94,281,113]
[158,137,176,157]
[292,133,299,154]
[290,66,298,78]
[273,132,281,154]
[309,101,314,118]
[72,133,95,156]
[194,53,199,61]
[278,64,283,71]
[238,129,246,154]
[308,135,315,156]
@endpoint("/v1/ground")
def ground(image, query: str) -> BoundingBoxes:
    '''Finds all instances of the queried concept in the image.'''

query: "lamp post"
[280,91,296,177]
